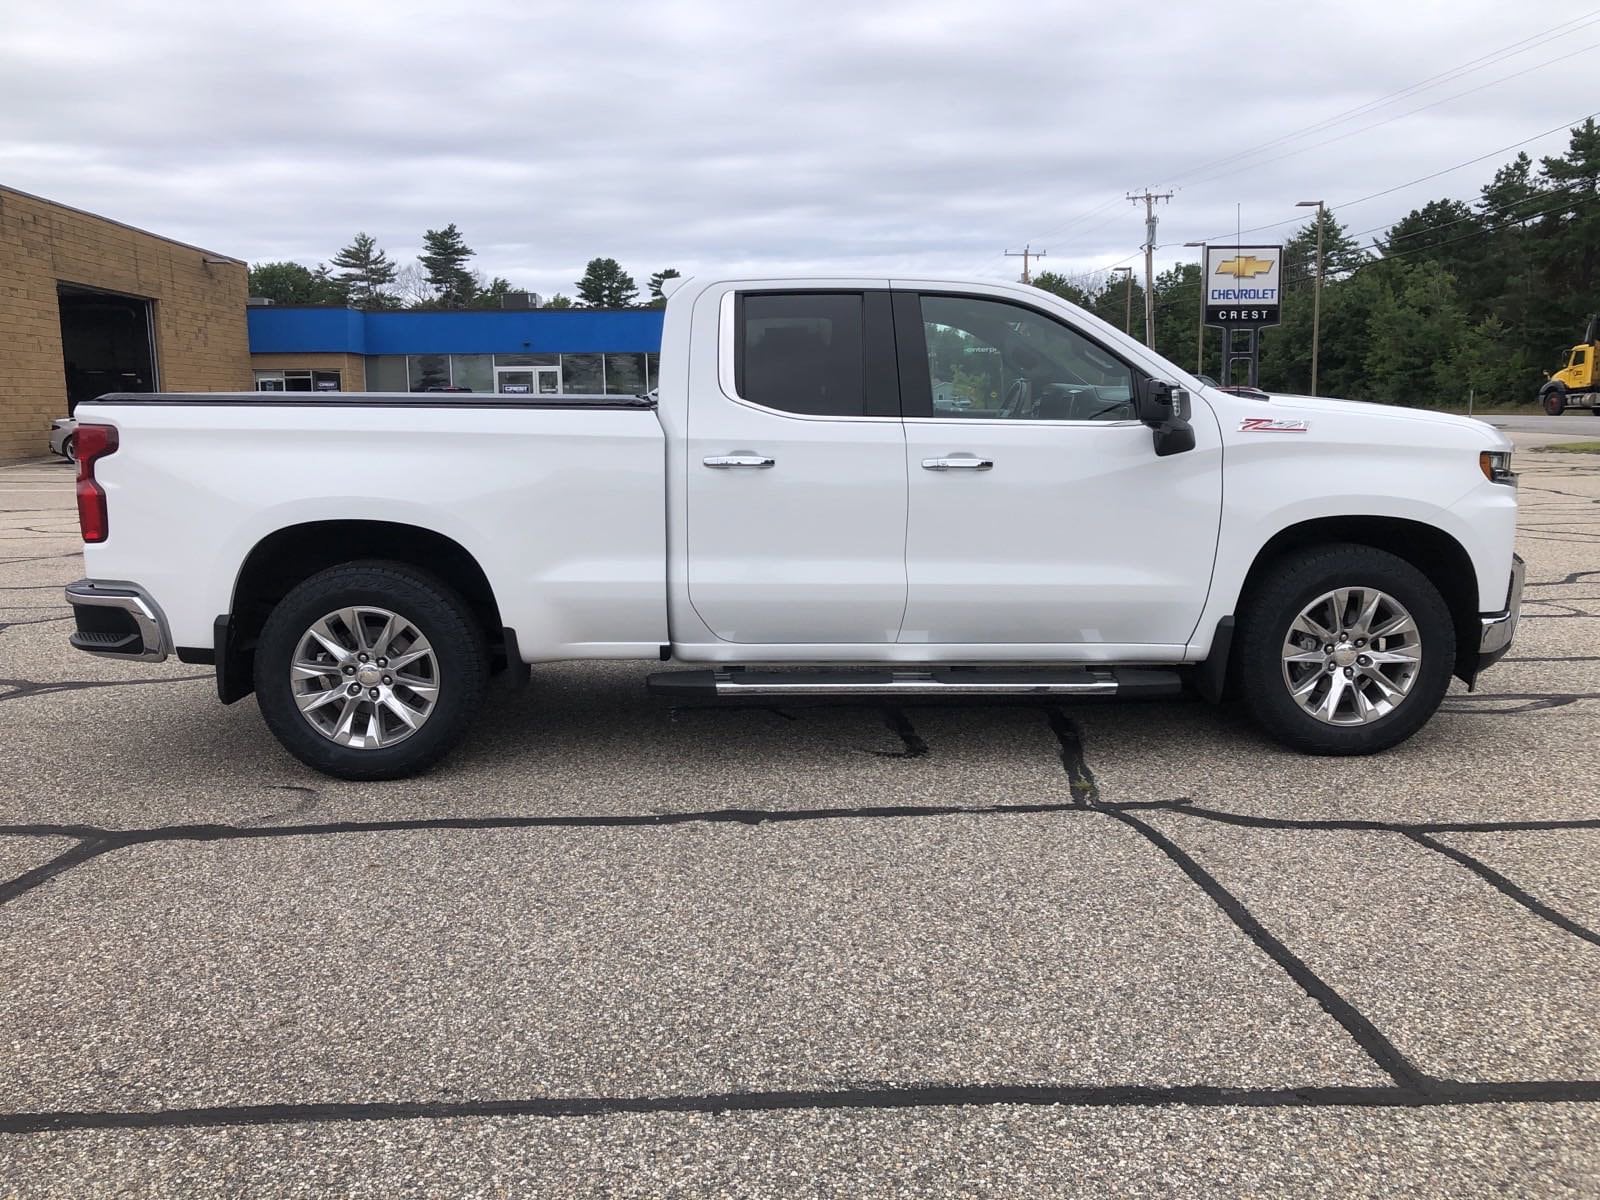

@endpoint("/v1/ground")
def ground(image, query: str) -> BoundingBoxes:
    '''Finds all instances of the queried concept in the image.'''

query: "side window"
[737,293,865,417]
[919,295,1134,421]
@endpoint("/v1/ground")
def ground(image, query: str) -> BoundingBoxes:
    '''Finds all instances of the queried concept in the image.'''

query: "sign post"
[1204,245,1282,388]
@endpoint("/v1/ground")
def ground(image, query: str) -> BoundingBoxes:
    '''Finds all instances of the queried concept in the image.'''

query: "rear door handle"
[921,456,993,471]
[703,454,775,469]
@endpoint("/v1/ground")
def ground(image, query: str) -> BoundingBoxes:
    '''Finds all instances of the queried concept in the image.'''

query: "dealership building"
[246,307,664,399]
[0,186,665,462]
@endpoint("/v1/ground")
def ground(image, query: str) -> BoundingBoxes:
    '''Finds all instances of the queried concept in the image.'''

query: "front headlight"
[1479,449,1516,485]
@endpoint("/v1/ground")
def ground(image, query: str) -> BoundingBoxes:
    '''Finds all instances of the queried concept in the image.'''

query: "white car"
[49,416,77,462]
[62,275,1522,779]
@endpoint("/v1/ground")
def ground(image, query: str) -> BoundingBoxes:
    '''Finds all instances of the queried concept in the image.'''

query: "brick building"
[0,186,250,461]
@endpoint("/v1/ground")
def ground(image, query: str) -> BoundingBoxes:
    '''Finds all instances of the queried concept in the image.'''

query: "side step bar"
[647,666,1182,699]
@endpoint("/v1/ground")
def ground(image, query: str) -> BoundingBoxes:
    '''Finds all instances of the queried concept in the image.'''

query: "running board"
[647,666,1182,699]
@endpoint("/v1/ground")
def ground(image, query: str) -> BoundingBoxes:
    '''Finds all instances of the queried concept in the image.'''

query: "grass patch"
[1532,441,1600,453]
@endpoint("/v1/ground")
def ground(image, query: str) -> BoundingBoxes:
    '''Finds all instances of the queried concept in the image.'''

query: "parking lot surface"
[2,436,1598,1197]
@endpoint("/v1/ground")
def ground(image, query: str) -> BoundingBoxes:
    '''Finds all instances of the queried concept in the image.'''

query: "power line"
[1190,107,1600,246]
[993,14,1600,283]
[1163,10,1600,189]
[1178,39,1600,193]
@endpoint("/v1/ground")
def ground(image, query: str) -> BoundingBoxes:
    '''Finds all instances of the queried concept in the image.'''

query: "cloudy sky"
[3,0,1595,299]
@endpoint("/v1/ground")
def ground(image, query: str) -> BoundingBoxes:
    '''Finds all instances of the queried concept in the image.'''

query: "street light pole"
[1111,267,1134,334]
[1184,241,1206,375]
[1296,200,1325,396]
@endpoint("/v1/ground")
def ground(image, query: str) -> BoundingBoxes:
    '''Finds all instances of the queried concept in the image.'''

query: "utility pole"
[1005,245,1046,285]
[1111,267,1134,334]
[1296,200,1325,396]
[1128,190,1172,348]
[1184,241,1206,374]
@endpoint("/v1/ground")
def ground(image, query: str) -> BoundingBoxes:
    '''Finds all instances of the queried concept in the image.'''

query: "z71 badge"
[1239,417,1310,433]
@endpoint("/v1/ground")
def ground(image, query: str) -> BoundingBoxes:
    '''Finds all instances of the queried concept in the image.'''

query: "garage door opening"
[58,284,157,414]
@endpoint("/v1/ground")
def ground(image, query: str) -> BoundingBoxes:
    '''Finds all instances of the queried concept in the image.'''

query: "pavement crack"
[8,1078,1600,1135]
[1099,807,1434,1093]
[1404,831,1600,949]
[1043,708,1099,805]
[872,706,928,758]
[0,837,123,908]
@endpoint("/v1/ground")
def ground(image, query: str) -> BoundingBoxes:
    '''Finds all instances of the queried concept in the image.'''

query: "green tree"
[543,293,574,309]
[1283,209,1366,290]
[647,267,682,307]
[470,274,515,309]
[247,261,346,305]
[418,224,477,308]
[576,257,639,307]
[330,233,398,309]
[1030,271,1094,306]
[1363,261,1471,405]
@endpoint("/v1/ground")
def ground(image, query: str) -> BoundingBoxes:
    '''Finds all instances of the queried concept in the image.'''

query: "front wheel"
[254,561,488,779]
[1235,545,1455,756]
[1543,389,1567,416]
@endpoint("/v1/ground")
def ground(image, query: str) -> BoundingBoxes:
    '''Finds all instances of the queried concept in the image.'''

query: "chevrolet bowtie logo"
[1215,255,1275,278]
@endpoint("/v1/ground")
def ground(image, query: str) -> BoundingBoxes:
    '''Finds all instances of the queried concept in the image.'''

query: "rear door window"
[736,293,865,417]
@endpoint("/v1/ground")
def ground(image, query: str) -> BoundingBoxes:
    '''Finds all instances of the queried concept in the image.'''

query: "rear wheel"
[61,435,76,463]
[1236,544,1455,755]
[254,561,488,779]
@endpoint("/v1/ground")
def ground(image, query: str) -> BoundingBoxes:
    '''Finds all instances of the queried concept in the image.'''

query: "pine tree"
[647,268,682,307]
[576,258,639,307]
[331,232,398,309]
[419,224,477,308]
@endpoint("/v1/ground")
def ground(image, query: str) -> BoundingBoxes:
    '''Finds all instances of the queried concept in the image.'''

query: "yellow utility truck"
[1539,316,1600,415]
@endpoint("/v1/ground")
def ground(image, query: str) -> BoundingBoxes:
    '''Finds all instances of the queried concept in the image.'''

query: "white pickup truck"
[66,276,1523,779]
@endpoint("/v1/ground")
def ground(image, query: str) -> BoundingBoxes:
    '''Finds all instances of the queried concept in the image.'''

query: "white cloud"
[2,0,1591,298]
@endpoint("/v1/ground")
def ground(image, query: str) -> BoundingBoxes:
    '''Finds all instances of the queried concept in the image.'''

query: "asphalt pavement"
[1,439,1598,1197]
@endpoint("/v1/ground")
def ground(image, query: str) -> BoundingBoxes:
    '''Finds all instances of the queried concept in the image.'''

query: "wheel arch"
[1218,516,1480,691]
[221,520,511,702]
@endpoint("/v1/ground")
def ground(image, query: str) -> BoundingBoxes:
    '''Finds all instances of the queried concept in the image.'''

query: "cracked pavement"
[1,436,1598,1198]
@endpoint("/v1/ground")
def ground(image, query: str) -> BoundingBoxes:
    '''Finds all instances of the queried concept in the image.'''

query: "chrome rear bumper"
[65,579,171,662]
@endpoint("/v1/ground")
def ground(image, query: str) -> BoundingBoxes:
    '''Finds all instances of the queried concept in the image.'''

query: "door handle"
[703,454,776,469]
[921,456,994,471]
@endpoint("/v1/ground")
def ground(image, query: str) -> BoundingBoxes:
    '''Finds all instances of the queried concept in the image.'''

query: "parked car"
[63,275,1522,779]
[49,417,77,462]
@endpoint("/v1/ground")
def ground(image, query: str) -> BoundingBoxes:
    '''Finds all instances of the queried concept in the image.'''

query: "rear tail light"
[75,423,119,543]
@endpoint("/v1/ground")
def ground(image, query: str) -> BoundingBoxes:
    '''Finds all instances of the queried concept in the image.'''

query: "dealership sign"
[1205,245,1281,327]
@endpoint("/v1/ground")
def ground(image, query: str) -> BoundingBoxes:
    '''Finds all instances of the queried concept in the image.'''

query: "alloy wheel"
[290,606,439,748]
[1280,587,1422,726]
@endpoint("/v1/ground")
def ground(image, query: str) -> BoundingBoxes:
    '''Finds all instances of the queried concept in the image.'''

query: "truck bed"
[75,391,670,661]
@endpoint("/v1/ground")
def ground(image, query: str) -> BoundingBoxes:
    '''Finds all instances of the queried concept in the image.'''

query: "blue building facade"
[247,306,666,396]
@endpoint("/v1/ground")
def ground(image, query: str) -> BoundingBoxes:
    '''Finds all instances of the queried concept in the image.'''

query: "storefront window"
[366,356,408,392]
[604,353,646,395]
[561,353,604,394]
[254,369,340,392]
[408,355,450,392]
[450,355,493,393]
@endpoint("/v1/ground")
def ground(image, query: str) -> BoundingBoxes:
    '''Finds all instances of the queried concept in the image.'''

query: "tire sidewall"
[1238,546,1455,755]
[255,564,487,779]
[1543,389,1565,416]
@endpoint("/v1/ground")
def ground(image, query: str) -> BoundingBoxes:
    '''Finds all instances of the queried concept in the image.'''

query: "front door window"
[918,294,1135,421]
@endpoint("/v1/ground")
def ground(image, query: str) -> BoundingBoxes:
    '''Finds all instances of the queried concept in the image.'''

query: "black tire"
[1543,389,1566,416]
[61,435,76,463]
[1235,544,1455,756]
[254,561,488,780]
